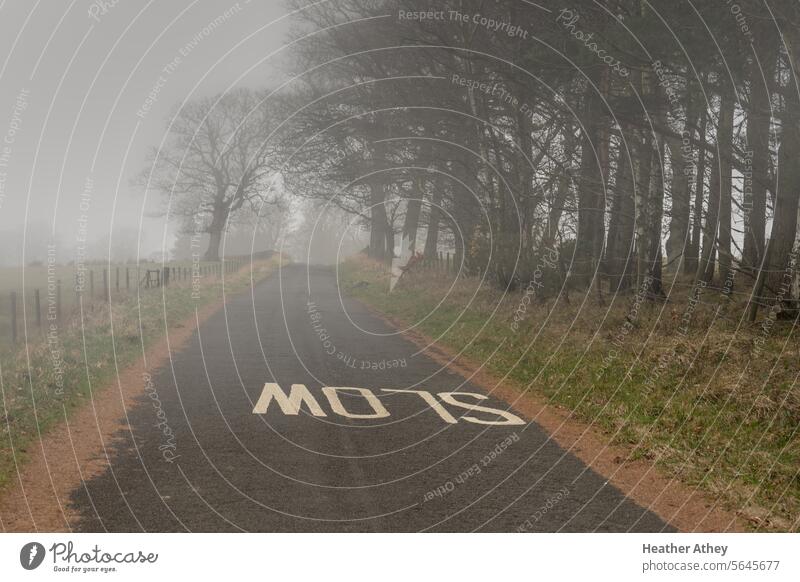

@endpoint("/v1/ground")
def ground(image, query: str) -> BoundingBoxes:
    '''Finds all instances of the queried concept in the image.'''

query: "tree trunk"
[203,204,227,261]
[666,133,690,270]
[686,106,706,275]
[424,175,444,259]
[368,181,390,260]
[765,40,800,294]
[700,158,719,284]
[698,100,722,284]
[647,138,666,297]
[742,33,778,271]
[575,70,606,286]
[204,228,223,261]
[544,127,576,249]
[605,129,635,290]
[717,93,735,278]
[635,133,654,289]
[403,190,422,255]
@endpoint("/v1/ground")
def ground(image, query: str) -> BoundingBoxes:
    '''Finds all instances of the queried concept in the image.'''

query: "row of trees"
[281,0,800,310]
[143,0,800,317]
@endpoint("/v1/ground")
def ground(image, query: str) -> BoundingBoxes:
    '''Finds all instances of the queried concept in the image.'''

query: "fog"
[0,1,296,268]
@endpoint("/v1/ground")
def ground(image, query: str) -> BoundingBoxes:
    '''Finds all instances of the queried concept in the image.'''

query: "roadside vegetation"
[342,256,800,531]
[0,260,228,350]
[0,255,285,491]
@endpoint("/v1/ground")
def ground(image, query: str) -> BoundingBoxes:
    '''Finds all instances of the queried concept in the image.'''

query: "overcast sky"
[0,0,294,265]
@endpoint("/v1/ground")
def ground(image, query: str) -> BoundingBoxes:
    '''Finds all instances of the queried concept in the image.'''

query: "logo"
[20,542,46,570]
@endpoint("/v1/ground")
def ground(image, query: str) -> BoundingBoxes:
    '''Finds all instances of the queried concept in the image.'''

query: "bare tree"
[141,88,281,260]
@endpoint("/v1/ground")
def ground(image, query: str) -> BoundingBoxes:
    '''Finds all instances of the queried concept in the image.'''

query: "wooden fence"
[1,253,272,347]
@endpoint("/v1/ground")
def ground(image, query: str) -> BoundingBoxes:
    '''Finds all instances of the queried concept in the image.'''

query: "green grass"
[341,256,800,531]
[0,255,285,491]
[0,261,231,349]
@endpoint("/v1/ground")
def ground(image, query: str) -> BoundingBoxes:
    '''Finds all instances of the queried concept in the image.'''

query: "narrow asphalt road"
[71,264,672,532]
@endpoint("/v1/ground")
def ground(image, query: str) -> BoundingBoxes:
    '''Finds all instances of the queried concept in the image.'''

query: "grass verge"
[341,256,799,531]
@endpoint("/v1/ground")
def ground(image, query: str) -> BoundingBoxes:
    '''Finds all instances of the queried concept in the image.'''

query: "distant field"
[0,260,239,350]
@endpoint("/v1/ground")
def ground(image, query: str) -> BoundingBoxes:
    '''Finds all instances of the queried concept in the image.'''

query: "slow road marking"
[251,383,526,425]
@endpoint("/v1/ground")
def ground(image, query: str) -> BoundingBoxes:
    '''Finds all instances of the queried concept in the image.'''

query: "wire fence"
[0,252,273,349]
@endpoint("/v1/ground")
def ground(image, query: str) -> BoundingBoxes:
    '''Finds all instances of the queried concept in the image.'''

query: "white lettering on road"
[438,392,526,425]
[380,389,458,424]
[252,383,327,416]
[322,387,390,419]
[251,383,526,425]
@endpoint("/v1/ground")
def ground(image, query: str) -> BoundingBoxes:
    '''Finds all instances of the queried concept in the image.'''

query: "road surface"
[70,264,672,532]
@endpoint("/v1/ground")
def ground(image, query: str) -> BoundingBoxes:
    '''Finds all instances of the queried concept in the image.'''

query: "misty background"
[0,0,363,268]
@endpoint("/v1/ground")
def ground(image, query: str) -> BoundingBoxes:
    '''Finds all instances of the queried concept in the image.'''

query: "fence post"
[10,291,17,345]
[75,271,82,308]
[56,279,62,321]
[35,288,42,330]
[163,266,170,287]
[447,252,451,273]
[89,270,94,298]
[126,267,130,290]
[103,269,109,301]
[116,267,120,292]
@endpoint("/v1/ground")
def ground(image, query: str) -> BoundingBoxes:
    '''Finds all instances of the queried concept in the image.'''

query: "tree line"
[143,0,800,319]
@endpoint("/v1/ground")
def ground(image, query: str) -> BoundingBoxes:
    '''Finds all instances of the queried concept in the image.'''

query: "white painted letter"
[381,389,457,423]
[438,392,525,425]
[252,383,327,416]
[323,387,390,419]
